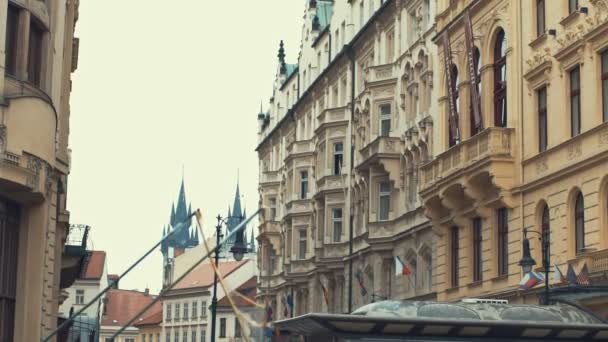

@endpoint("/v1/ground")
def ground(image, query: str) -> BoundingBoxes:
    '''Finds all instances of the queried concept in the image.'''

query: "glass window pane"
[379,195,390,220]
[603,79,608,122]
[380,182,390,193]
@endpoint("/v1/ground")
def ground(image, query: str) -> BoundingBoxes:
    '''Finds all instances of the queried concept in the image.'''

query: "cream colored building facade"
[420,0,608,315]
[256,0,438,317]
[1,0,80,341]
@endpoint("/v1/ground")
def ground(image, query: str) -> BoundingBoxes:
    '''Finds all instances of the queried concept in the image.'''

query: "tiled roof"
[133,304,163,327]
[101,289,160,327]
[80,251,106,280]
[217,276,257,308]
[173,260,249,290]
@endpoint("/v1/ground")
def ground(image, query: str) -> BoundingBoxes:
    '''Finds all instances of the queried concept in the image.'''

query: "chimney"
[144,288,150,296]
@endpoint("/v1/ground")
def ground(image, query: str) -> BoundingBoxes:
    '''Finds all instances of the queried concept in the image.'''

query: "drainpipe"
[346,43,356,314]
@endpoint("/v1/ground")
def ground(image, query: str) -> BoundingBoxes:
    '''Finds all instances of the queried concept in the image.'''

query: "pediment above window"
[524,47,553,92]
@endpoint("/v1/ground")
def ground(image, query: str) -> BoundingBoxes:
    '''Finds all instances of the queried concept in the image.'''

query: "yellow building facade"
[0,0,81,340]
[421,0,608,315]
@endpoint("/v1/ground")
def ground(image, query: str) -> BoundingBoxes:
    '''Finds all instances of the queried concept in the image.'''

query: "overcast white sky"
[67,1,304,294]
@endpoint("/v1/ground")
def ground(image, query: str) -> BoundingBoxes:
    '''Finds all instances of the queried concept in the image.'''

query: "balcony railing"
[420,127,515,189]
[357,136,401,168]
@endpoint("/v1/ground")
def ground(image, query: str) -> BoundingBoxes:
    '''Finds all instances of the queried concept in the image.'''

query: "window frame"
[183,302,189,320]
[219,317,227,338]
[449,64,460,147]
[497,208,509,276]
[235,317,242,337]
[470,47,482,137]
[298,229,307,259]
[538,86,548,152]
[300,170,308,199]
[570,66,582,137]
[542,205,551,265]
[569,0,579,14]
[27,18,45,87]
[192,301,197,319]
[378,181,391,221]
[332,208,343,242]
[536,0,546,38]
[334,142,344,175]
[575,192,585,253]
[472,217,483,282]
[494,29,508,127]
[379,104,391,137]
[75,289,85,305]
[5,5,20,77]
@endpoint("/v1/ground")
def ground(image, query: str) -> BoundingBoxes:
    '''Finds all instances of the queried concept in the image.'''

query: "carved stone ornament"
[599,126,608,145]
[536,157,549,175]
[556,29,584,50]
[525,47,552,74]
[567,142,583,160]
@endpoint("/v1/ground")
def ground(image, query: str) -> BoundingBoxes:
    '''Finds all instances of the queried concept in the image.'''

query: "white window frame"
[75,289,84,305]
[300,171,309,199]
[269,197,277,220]
[379,181,391,221]
[299,229,307,259]
[334,142,344,175]
[380,104,391,136]
[332,208,343,242]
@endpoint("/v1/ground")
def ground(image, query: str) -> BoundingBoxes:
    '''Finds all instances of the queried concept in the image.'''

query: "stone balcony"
[260,170,281,186]
[317,107,347,127]
[285,195,314,218]
[356,136,402,185]
[315,174,346,197]
[420,127,517,220]
[286,139,314,156]
[368,63,396,84]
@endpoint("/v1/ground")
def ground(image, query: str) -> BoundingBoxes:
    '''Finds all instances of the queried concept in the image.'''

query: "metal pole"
[210,216,222,342]
[42,213,195,342]
[543,237,550,305]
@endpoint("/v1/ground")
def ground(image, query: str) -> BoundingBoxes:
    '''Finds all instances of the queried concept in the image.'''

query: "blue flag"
[566,263,577,285]
[286,293,294,309]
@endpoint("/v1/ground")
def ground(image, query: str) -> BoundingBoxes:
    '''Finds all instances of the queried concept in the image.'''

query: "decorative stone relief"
[536,157,549,175]
[556,29,584,50]
[567,142,583,160]
[599,126,608,145]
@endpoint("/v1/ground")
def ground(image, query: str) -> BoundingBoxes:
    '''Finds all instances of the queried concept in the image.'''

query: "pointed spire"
[278,40,287,75]
[232,181,243,219]
[193,226,199,243]
[250,227,256,251]
[170,203,176,226]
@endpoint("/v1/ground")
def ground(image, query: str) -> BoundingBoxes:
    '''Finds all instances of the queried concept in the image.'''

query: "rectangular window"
[538,87,548,152]
[451,226,460,288]
[334,142,344,175]
[219,318,227,338]
[182,331,187,342]
[536,0,545,37]
[569,0,579,14]
[379,181,391,221]
[332,208,343,242]
[143,335,146,342]
[269,197,277,220]
[192,301,197,319]
[299,229,307,259]
[5,5,19,76]
[191,330,196,342]
[235,318,242,337]
[174,331,179,342]
[380,104,391,136]
[201,301,207,317]
[497,208,509,276]
[165,332,170,342]
[200,329,206,342]
[602,50,608,122]
[28,20,44,87]
[183,303,189,320]
[166,303,172,321]
[300,171,308,199]
[472,217,483,282]
[570,66,581,137]
[75,289,84,304]
[175,303,180,320]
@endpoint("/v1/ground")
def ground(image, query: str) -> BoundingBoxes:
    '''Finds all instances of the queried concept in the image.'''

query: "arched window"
[449,64,460,147]
[493,29,507,127]
[541,205,550,264]
[575,192,585,253]
[470,47,482,136]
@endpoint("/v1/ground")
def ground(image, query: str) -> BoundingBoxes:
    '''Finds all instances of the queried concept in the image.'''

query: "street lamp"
[210,214,248,342]
[518,228,550,304]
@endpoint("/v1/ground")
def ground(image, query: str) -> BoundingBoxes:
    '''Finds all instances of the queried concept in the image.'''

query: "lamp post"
[519,228,550,305]
[210,214,248,342]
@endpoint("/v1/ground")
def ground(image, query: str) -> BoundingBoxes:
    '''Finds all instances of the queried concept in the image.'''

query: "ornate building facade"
[257,0,608,319]
[256,0,438,317]
[421,0,608,314]
[0,0,81,341]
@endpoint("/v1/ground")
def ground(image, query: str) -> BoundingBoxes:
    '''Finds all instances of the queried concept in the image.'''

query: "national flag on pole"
[355,271,368,297]
[319,280,330,306]
[286,293,294,310]
[566,263,577,285]
[394,256,412,276]
[519,271,545,290]
[577,263,590,285]
[554,264,566,284]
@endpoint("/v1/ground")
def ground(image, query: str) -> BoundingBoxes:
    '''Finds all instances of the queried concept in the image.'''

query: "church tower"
[161,177,199,288]
[221,180,257,257]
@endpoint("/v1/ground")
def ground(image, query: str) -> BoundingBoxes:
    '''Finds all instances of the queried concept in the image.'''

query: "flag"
[554,264,566,284]
[286,293,294,310]
[266,305,273,322]
[519,271,545,290]
[319,280,330,306]
[355,271,368,297]
[394,256,412,276]
[566,263,577,285]
[577,263,590,285]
